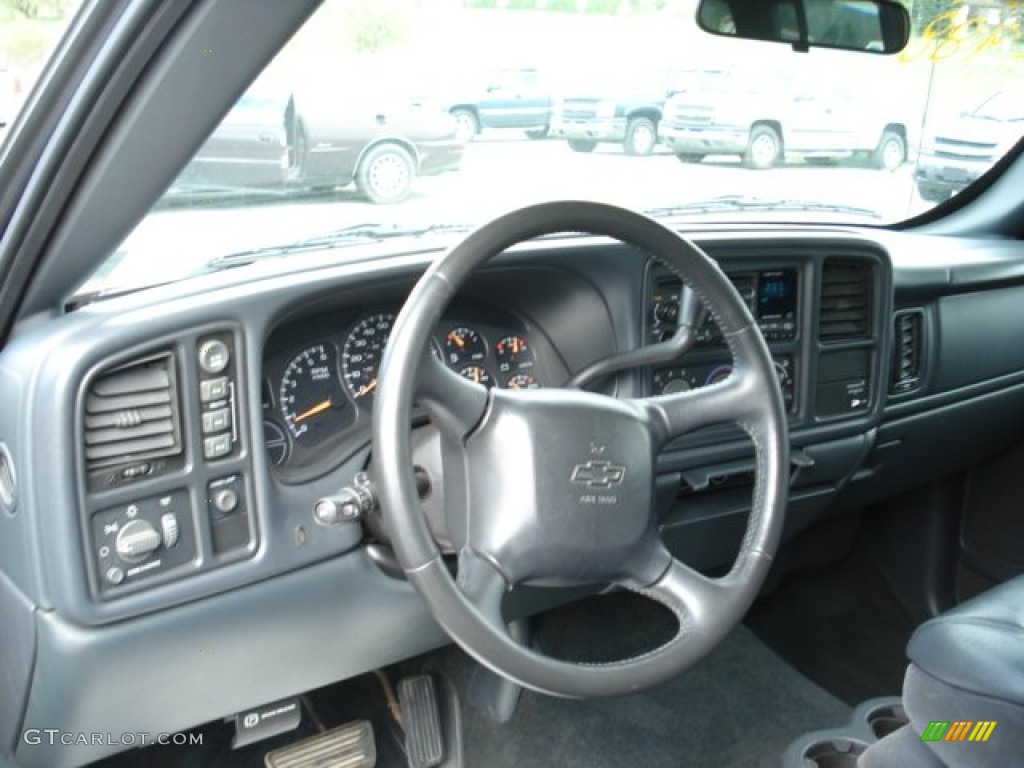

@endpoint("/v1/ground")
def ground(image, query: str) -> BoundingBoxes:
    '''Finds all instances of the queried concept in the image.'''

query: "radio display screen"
[757,270,797,320]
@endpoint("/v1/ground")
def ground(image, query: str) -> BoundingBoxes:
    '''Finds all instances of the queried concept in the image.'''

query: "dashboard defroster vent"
[819,259,872,341]
[891,310,924,394]
[84,352,183,472]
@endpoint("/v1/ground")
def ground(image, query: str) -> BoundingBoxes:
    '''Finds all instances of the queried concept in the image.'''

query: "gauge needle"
[294,399,332,423]
[448,332,464,348]
[355,378,378,398]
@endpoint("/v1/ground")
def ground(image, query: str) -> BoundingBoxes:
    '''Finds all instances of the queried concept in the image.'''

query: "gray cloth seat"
[860,575,1024,767]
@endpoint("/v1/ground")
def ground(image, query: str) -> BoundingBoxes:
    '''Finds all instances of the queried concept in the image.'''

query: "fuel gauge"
[495,334,534,374]
[444,327,487,366]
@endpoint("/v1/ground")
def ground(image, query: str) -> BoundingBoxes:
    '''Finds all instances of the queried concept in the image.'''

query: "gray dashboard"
[3,226,1024,766]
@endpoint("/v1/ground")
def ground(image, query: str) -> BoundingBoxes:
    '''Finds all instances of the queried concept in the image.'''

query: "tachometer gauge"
[279,344,353,445]
[494,334,534,374]
[342,313,396,401]
[444,327,486,366]
[459,365,493,387]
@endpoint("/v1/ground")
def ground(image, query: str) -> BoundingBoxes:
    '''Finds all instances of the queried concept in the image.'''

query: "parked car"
[429,67,553,142]
[169,80,464,205]
[659,49,914,169]
[915,91,1024,202]
[548,69,674,155]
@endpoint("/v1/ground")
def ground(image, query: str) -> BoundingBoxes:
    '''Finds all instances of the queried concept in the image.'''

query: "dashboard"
[56,238,894,616]
[44,234,896,620]
[10,223,1024,768]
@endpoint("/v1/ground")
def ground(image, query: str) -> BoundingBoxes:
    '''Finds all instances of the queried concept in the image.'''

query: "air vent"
[891,310,924,394]
[84,352,182,472]
[819,260,872,341]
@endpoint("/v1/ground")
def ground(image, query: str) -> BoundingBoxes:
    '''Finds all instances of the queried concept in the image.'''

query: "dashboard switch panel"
[195,332,241,462]
[91,490,195,592]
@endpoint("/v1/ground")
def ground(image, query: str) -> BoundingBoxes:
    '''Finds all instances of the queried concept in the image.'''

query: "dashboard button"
[213,489,238,515]
[201,377,229,402]
[199,339,230,374]
[202,407,231,434]
[204,434,232,460]
[105,566,125,585]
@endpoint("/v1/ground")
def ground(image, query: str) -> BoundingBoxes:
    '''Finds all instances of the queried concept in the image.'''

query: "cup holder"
[866,703,908,739]
[803,737,869,768]
[782,698,906,768]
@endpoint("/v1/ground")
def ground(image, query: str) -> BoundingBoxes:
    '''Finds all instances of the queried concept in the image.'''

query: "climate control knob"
[115,519,161,562]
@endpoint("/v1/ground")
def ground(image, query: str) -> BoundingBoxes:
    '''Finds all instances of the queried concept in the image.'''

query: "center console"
[646,262,801,413]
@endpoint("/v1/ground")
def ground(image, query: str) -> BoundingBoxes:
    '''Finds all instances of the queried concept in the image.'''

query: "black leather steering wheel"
[373,201,788,698]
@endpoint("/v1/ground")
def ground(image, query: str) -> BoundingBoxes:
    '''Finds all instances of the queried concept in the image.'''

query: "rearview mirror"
[697,0,910,54]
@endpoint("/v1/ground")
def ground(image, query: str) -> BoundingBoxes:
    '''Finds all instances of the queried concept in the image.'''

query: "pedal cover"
[398,675,444,768]
[264,720,376,768]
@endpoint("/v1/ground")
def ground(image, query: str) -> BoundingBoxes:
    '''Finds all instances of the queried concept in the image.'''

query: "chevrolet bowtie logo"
[570,460,626,489]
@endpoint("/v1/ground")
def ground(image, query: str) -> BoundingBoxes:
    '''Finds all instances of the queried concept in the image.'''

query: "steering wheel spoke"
[645,366,758,444]
[415,348,490,440]
[641,558,734,636]
[455,549,510,634]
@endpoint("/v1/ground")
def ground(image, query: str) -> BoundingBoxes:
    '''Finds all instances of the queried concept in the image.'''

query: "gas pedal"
[398,675,444,768]
[264,719,376,768]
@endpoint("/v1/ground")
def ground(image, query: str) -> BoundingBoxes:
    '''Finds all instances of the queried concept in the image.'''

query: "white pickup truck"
[659,48,916,170]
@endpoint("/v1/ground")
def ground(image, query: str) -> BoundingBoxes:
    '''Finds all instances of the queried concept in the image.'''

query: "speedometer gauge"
[279,344,353,445]
[342,312,396,401]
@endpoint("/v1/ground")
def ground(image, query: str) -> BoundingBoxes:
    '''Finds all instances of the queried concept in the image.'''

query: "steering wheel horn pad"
[373,200,788,698]
[463,387,664,588]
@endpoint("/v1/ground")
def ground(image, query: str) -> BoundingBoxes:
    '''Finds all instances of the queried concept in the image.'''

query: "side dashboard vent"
[819,259,872,341]
[84,352,182,472]
[891,310,924,394]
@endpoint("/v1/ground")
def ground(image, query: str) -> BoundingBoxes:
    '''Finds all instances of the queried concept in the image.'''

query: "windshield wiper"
[203,222,474,270]
[644,195,882,221]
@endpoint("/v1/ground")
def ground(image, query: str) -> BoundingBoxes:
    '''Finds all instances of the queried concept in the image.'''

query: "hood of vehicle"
[929,113,1023,149]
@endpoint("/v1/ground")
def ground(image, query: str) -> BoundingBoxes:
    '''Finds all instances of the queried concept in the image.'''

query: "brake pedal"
[398,675,444,768]
[264,719,376,768]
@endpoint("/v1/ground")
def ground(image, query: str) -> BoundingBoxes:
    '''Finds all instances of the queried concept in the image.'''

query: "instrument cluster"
[262,306,548,471]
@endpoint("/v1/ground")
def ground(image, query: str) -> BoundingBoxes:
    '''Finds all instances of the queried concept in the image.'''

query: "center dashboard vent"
[891,310,924,394]
[84,352,183,475]
[819,259,872,341]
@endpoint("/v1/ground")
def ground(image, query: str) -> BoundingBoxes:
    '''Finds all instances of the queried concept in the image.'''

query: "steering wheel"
[373,201,788,698]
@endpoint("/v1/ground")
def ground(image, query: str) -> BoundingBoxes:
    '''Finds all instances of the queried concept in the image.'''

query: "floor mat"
[92,591,850,768]
[434,590,851,768]
[745,543,916,706]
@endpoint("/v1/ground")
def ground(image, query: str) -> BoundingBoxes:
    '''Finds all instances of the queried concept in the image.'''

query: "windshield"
[0,0,82,136]
[75,0,1024,298]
